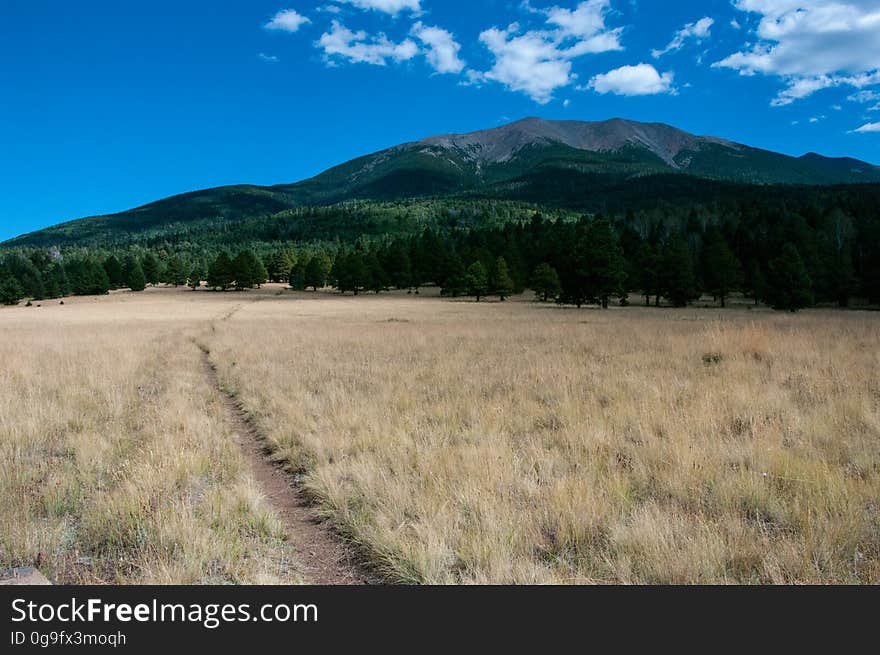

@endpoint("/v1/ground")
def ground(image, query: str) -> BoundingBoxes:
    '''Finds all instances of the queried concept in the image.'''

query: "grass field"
[2,286,878,584]
[0,292,297,584]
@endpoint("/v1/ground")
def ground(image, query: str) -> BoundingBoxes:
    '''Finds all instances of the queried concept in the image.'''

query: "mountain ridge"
[5,117,880,248]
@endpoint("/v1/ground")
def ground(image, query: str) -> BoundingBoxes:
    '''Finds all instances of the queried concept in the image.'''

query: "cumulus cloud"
[589,63,675,96]
[853,122,880,132]
[264,9,311,33]
[258,53,280,63]
[411,22,465,74]
[652,17,714,58]
[317,21,419,66]
[714,0,880,106]
[471,1,624,103]
[336,0,421,15]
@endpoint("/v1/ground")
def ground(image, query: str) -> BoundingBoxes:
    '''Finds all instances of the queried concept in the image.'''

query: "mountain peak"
[417,117,739,167]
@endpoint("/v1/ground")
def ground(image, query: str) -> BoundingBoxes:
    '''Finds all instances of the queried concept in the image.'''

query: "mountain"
[5,117,880,248]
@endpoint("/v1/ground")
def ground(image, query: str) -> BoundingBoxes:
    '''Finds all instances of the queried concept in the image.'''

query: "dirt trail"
[200,339,377,585]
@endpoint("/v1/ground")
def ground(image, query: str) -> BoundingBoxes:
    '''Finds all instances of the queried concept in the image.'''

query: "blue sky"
[2,0,879,241]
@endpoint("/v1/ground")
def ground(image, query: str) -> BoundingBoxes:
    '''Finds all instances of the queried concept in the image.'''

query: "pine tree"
[331,253,350,293]
[233,250,266,290]
[466,261,488,302]
[187,266,202,290]
[207,253,235,291]
[745,261,766,306]
[531,263,561,302]
[662,238,699,307]
[365,251,388,293]
[0,276,24,305]
[47,263,69,298]
[265,250,293,283]
[703,231,743,308]
[348,252,369,296]
[305,254,331,291]
[126,260,147,292]
[382,242,412,290]
[290,260,307,291]
[103,256,125,289]
[585,217,627,309]
[441,251,467,297]
[767,244,814,312]
[492,257,514,301]
[165,256,188,287]
[635,242,661,306]
[141,253,162,286]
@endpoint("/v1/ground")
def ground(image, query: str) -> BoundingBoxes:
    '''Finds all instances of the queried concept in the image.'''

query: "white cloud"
[853,122,880,132]
[264,9,311,33]
[471,1,623,103]
[730,19,742,29]
[258,53,280,63]
[317,20,418,66]
[336,0,421,15]
[714,1,880,106]
[652,17,714,58]
[412,22,465,74]
[589,63,675,96]
[849,89,880,103]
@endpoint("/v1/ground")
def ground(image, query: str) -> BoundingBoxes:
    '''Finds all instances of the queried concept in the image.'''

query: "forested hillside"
[3,182,879,312]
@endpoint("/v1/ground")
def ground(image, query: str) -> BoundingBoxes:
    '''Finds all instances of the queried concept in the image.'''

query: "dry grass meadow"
[2,286,879,584]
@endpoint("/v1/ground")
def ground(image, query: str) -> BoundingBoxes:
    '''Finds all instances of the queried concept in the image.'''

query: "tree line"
[2,198,879,312]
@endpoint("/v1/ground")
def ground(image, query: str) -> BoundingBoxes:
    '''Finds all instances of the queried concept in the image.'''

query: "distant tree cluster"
[206,251,268,291]
[2,189,879,313]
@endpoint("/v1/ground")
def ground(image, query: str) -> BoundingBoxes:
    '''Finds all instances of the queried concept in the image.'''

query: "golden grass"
[2,287,878,584]
[208,291,880,584]
[0,291,298,584]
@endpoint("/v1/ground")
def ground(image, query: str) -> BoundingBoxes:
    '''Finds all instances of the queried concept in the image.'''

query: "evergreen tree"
[382,242,412,290]
[290,259,308,291]
[265,250,293,283]
[165,256,188,287]
[767,244,814,312]
[531,263,561,302]
[126,260,146,292]
[331,253,350,293]
[141,252,162,286]
[332,251,368,295]
[365,251,389,293]
[66,260,110,296]
[635,242,662,306]
[558,220,591,308]
[466,261,488,302]
[585,217,627,308]
[703,231,743,308]
[187,265,202,290]
[745,261,766,306]
[0,276,24,305]
[103,256,125,289]
[207,253,235,291]
[305,253,331,291]
[5,255,45,300]
[233,250,266,290]
[441,251,467,297]
[347,252,369,295]
[46,263,69,299]
[492,257,514,301]
[662,238,699,307]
